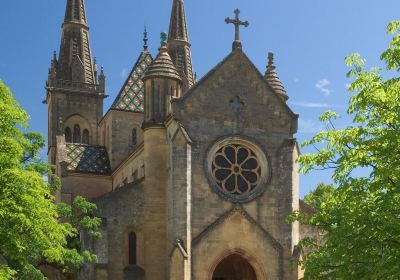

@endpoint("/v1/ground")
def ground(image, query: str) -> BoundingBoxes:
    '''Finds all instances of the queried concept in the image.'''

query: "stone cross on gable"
[225,9,249,51]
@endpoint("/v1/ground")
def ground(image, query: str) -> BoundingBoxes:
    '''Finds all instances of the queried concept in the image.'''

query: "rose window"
[212,144,261,195]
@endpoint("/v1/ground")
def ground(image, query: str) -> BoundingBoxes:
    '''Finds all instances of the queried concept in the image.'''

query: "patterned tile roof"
[65,144,111,175]
[111,51,153,112]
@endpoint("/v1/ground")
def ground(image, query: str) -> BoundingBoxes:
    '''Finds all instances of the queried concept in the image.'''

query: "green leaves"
[386,21,400,34]
[294,21,400,279]
[0,81,100,279]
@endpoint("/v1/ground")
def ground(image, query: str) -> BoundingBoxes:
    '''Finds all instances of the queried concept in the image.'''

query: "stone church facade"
[44,0,315,279]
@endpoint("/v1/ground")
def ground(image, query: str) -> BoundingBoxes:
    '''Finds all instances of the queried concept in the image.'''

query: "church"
[44,0,317,279]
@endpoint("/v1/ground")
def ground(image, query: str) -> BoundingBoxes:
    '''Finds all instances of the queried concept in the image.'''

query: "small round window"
[206,138,270,203]
[212,145,261,195]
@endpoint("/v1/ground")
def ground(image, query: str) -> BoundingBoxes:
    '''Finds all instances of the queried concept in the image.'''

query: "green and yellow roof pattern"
[111,51,153,112]
[66,144,111,175]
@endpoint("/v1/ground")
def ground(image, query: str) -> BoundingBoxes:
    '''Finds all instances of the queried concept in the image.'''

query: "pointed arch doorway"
[212,253,257,280]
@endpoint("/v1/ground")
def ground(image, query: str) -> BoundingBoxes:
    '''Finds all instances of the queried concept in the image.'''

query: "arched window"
[73,125,81,143]
[82,129,89,144]
[65,127,72,143]
[128,232,137,265]
[132,128,137,146]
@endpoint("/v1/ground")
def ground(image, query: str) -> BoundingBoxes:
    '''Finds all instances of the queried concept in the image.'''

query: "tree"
[290,21,400,279]
[0,81,100,279]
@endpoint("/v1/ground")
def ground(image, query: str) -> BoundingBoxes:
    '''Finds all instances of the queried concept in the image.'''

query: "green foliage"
[303,183,335,211]
[0,265,15,280]
[293,21,400,279]
[0,81,100,279]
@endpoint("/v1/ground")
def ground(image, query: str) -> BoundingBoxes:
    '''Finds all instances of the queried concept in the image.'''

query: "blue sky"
[0,0,399,197]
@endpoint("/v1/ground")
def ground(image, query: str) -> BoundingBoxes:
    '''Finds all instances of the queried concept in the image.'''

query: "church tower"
[168,0,195,92]
[45,0,106,166]
[140,34,183,279]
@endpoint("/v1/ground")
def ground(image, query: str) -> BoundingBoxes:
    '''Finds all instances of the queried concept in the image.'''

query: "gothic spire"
[64,0,88,25]
[56,0,96,85]
[168,0,195,92]
[265,52,288,101]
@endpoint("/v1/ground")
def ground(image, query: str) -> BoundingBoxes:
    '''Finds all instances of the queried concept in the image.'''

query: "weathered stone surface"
[46,1,318,280]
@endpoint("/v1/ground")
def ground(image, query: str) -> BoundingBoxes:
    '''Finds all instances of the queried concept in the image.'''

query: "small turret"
[142,32,182,128]
[264,52,288,101]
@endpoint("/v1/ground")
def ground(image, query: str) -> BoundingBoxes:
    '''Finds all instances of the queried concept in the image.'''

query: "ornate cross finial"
[267,52,276,71]
[225,9,249,51]
[143,26,148,51]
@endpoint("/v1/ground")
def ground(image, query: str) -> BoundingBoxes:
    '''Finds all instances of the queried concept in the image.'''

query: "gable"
[111,51,153,112]
[173,49,298,135]
[192,205,283,279]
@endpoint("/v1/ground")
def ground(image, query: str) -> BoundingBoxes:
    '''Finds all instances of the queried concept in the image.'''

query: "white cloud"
[290,101,345,109]
[298,118,324,134]
[120,68,128,79]
[315,78,332,96]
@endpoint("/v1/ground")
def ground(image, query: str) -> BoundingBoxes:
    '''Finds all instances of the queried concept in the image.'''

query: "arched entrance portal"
[212,253,257,280]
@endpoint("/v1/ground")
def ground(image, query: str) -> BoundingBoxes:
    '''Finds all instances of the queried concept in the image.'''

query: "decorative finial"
[93,57,98,84]
[268,52,275,70]
[225,8,249,51]
[53,51,57,61]
[144,26,148,51]
[160,32,168,47]
[98,66,106,92]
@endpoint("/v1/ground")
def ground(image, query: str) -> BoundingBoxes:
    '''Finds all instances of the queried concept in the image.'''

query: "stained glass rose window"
[207,138,270,203]
[212,144,261,195]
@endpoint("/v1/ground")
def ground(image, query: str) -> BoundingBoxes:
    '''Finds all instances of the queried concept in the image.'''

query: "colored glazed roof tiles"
[111,51,153,112]
[66,144,111,175]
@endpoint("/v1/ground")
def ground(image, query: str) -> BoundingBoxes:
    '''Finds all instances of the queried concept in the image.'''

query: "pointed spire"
[56,0,95,85]
[168,0,195,92]
[265,52,288,101]
[168,0,189,41]
[64,0,88,26]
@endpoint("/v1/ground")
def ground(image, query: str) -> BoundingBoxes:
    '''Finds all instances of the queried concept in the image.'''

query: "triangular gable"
[192,204,283,252]
[177,48,297,118]
[111,51,153,112]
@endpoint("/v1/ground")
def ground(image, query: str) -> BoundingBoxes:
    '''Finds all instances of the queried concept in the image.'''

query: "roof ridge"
[173,49,298,119]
